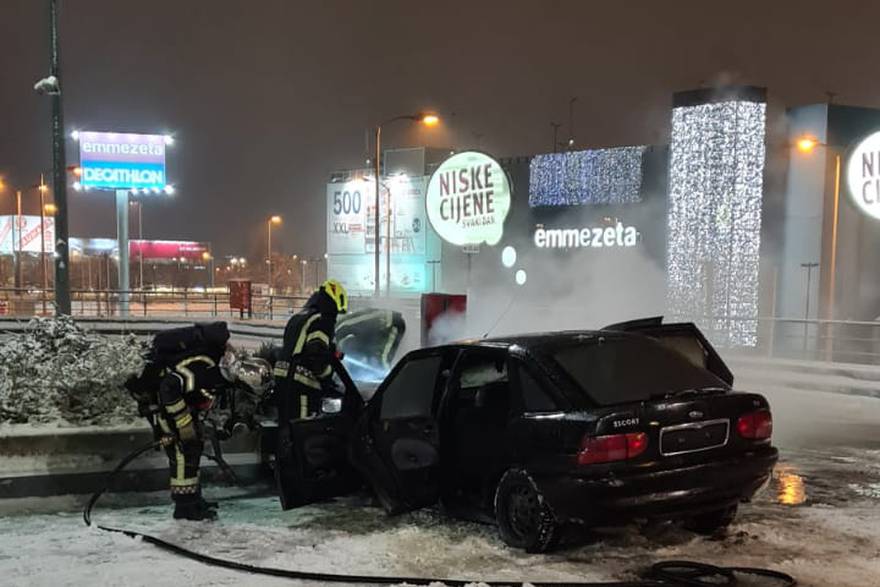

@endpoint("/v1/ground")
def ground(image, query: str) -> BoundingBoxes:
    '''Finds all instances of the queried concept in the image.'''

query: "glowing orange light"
[796,136,819,153]
[43,203,57,215]
[421,114,440,127]
[270,215,282,225]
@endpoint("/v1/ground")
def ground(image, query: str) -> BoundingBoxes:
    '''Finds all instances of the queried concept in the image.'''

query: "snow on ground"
[1,444,879,587]
[2,371,880,586]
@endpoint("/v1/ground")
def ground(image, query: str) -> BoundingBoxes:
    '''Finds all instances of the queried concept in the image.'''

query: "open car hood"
[337,308,406,382]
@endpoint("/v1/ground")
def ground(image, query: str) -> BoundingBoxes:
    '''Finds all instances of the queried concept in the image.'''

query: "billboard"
[0,216,55,254]
[326,175,438,295]
[68,238,209,261]
[76,131,168,191]
[326,176,429,256]
[425,151,511,246]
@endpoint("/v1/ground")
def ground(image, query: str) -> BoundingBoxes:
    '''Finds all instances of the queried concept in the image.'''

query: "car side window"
[379,355,443,420]
[516,362,558,412]
[453,352,510,413]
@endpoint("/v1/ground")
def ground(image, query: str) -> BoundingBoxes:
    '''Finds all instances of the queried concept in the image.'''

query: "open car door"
[602,316,734,386]
[350,349,454,515]
[275,358,364,510]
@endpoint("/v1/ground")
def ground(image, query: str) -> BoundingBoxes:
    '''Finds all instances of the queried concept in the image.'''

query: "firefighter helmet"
[321,279,348,314]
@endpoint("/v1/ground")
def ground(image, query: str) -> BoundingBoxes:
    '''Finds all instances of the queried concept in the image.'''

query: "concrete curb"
[0,425,268,499]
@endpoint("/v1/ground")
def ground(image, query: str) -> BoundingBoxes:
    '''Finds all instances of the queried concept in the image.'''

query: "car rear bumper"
[534,446,778,524]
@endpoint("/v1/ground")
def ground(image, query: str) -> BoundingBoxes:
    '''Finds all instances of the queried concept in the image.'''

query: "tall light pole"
[38,176,49,313]
[131,200,144,290]
[202,251,214,288]
[267,215,282,294]
[300,259,308,294]
[795,134,840,358]
[15,190,22,290]
[48,0,70,314]
[373,112,440,297]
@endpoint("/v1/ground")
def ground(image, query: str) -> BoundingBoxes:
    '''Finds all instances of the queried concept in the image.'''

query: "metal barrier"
[0,288,309,322]
[687,315,880,366]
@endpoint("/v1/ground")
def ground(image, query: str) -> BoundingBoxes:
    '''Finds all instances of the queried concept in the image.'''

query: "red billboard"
[129,240,209,260]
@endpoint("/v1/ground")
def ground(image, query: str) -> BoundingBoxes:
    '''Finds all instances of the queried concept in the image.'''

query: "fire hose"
[83,440,796,587]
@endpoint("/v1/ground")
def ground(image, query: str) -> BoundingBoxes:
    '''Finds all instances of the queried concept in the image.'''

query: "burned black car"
[274,318,778,552]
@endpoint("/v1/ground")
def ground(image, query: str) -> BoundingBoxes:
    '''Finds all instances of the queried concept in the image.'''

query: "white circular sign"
[515,269,527,285]
[847,131,880,220]
[426,151,511,246]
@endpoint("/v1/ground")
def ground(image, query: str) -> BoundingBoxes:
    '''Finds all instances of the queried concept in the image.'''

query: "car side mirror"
[321,397,343,414]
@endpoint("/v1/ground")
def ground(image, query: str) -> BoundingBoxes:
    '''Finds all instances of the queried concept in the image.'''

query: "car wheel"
[685,504,738,535]
[494,469,561,553]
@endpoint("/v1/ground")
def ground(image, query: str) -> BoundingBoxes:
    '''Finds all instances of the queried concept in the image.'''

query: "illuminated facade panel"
[667,94,767,346]
[529,146,645,207]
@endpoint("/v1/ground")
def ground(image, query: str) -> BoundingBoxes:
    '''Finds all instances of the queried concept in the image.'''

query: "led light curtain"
[667,94,766,347]
[529,146,645,207]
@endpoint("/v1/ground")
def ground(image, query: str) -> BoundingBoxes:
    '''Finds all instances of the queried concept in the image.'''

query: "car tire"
[494,469,561,553]
[685,504,738,535]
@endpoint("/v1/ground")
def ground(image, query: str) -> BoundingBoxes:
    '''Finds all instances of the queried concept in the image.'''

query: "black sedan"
[274,317,778,552]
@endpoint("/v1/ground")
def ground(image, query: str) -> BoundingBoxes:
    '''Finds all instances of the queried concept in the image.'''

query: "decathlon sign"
[534,222,639,249]
[76,131,171,192]
[426,151,511,246]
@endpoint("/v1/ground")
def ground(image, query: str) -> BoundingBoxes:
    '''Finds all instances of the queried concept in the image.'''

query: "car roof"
[437,330,634,352]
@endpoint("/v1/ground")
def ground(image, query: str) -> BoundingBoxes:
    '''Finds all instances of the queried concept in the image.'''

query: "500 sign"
[332,189,363,215]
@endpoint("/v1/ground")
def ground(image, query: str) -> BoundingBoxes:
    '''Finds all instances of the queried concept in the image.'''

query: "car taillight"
[577,432,648,465]
[736,409,773,440]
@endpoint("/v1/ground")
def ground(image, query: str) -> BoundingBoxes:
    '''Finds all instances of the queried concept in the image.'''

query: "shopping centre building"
[326,85,880,352]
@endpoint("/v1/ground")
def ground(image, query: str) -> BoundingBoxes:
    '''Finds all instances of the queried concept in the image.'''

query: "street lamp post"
[15,190,22,290]
[48,0,71,315]
[301,259,307,294]
[795,135,841,359]
[38,177,49,313]
[267,215,282,294]
[131,200,144,290]
[203,251,214,288]
[373,112,439,297]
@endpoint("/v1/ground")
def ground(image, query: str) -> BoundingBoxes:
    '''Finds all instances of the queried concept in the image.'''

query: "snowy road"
[2,386,880,587]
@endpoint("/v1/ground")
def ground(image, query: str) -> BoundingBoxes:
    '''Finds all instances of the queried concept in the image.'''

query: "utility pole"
[15,191,22,290]
[551,122,562,153]
[49,0,71,314]
[39,175,48,314]
[374,125,382,297]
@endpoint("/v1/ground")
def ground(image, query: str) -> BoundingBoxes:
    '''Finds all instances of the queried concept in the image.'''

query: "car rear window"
[549,336,725,406]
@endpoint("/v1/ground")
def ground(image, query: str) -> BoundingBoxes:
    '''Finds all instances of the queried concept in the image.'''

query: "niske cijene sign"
[847,130,880,220]
[426,151,511,246]
[534,222,639,249]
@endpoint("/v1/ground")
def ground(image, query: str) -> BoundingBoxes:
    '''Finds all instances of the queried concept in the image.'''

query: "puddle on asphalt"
[773,465,807,506]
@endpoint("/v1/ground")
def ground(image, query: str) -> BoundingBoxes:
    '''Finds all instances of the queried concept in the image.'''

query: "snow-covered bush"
[0,316,147,425]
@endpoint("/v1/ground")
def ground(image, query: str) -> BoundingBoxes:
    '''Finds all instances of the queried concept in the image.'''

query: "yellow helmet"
[321,279,348,314]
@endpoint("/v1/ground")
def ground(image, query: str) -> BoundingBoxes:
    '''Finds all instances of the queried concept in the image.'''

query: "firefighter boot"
[198,496,219,510]
[173,495,218,521]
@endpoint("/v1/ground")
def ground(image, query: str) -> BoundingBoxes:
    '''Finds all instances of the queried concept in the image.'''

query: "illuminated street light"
[796,135,820,153]
[373,110,441,296]
[44,203,58,215]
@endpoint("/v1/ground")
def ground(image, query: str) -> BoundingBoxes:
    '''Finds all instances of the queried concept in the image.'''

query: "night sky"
[2,0,879,258]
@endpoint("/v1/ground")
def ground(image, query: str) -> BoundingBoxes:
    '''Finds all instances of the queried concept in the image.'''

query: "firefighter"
[273,279,347,509]
[127,322,235,521]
